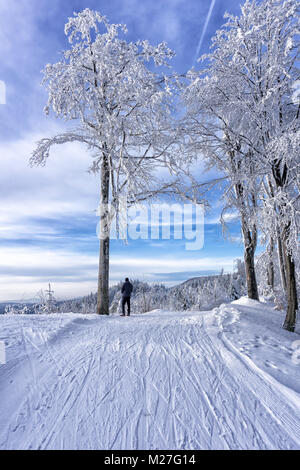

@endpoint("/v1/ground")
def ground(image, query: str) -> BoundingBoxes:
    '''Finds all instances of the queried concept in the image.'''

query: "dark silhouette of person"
[121,278,133,316]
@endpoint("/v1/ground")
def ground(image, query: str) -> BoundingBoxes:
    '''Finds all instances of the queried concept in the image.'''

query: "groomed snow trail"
[0,304,299,450]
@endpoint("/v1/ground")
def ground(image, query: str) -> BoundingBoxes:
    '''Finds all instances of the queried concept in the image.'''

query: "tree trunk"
[267,180,285,292]
[244,241,260,301]
[271,161,298,330]
[282,239,298,332]
[267,237,274,290]
[97,155,110,315]
[277,232,287,293]
[241,221,259,301]
[233,175,259,302]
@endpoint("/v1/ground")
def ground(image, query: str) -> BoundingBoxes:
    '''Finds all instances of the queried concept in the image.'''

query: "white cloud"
[110,255,234,270]
[0,0,240,301]
[118,0,183,43]
[0,239,235,301]
[206,211,240,225]
[116,0,210,62]
[0,245,97,300]
[0,128,239,301]
[0,0,62,67]
[0,129,100,222]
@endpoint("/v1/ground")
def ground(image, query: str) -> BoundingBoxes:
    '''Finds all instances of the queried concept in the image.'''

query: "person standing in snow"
[121,278,133,316]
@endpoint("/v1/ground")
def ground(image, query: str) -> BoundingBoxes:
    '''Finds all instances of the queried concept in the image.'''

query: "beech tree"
[181,58,261,302]
[182,0,299,330]
[30,9,176,315]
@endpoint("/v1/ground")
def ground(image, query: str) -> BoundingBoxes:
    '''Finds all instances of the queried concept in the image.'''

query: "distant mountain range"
[0,268,247,315]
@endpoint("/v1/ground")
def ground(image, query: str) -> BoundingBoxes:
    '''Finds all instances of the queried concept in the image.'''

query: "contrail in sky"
[193,0,216,66]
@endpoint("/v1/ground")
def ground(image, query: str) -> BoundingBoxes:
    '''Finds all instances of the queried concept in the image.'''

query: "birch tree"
[30,9,176,315]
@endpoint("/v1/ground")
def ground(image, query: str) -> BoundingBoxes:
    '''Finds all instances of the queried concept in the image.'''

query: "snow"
[0,299,299,450]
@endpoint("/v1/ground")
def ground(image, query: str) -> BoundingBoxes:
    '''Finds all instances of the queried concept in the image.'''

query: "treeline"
[4,257,299,315]
[41,262,248,314]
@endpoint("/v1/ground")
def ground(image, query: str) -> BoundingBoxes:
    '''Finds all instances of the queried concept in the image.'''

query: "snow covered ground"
[0,298,299,450]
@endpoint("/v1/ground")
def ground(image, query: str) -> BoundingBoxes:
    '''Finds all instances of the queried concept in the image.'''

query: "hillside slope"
[0,299,299,450]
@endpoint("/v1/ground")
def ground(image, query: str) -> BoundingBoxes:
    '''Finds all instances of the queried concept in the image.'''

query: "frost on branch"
[32,8,177,204]
[31,8,178,315]
[181,0,300,329]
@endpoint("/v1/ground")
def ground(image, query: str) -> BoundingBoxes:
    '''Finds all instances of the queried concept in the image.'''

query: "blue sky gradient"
[0,0,247,301]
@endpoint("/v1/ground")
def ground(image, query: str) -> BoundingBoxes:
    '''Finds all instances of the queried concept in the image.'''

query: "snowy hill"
[0,298,299,450]
[55,267,247,315]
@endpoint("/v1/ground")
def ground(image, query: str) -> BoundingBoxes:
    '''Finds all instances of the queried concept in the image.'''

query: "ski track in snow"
[0,303,300,450]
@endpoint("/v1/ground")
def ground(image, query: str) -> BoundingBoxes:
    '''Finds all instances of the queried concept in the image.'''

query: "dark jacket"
[121,281,133,298]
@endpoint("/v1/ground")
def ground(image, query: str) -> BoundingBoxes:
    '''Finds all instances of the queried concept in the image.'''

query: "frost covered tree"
[4,305,19,315]
[30,9,176,315]
[182,60,261,301]
[45,283,56,314]
[182,0,299,330]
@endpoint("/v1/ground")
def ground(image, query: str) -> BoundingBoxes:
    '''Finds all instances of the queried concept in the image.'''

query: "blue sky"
[0,0,247,301]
